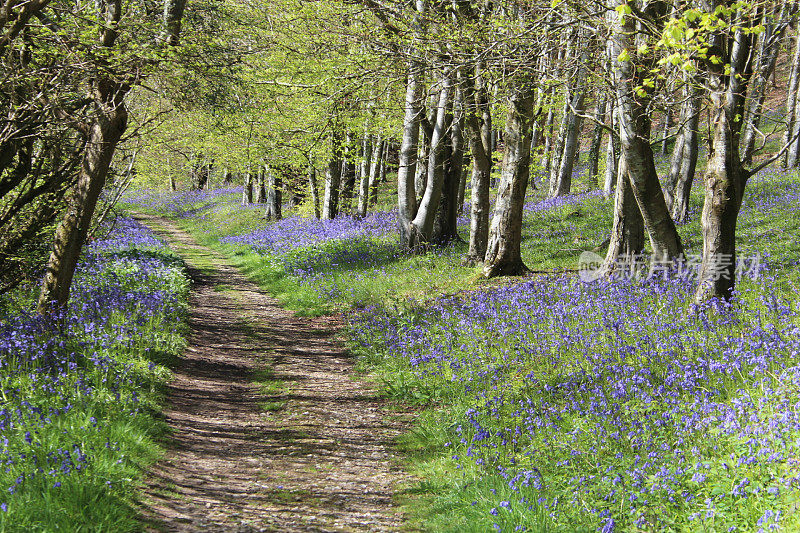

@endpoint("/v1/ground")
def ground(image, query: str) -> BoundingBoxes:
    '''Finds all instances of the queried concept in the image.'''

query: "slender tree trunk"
[308,161,320,219]
[550,69,586,198]
[665,82,702,223]
[38,91,128,312]
[255,165,266,203]
[356,133,373,217]
[483,84,536,278]
[457,156,468,214]
[541,103,555,177]
[433,80,464,244]
[587,94,607,187]
[263,165,282,220]
[659,107,672,158]
[339,131,357,212]
[322,134,343,220]
[549,88,571,194]
[242,170,252,205]
[368,136,383,205]
[603,102,619,198]
[379,142,388,183]
[415,119,431,203]
[406,71,453,248]
[398,67,422,245]
[477,61,493,178]
[463,66,492,265]
[784,25,800,168]
[741,4,790,165]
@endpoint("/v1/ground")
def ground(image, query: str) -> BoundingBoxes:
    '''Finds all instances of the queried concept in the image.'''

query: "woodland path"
[132,213,410,532]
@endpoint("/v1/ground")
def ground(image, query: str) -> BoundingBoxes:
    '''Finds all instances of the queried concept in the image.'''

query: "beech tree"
[37,0,188,313]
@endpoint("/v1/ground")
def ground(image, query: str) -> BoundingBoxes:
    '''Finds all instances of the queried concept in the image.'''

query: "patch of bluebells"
[350,273,800,531]
[221,210,398,254]
[123,187,246,219]
[523,189,603,215]
[0,217,187,517]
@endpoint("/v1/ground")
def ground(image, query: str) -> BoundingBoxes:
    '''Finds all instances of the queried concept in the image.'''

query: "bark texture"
[612,0,683,265]
[665,81,702,223]
[695,3,758,302]
[483,85,536,278]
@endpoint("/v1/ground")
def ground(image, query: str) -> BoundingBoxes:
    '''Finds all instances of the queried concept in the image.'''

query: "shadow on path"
[133,213,411,533]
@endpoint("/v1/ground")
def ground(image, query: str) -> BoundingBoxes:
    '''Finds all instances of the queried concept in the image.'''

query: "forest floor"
[131,213,411,532]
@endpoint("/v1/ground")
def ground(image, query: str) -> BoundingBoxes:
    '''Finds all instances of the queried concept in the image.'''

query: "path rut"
[134,213,409,532]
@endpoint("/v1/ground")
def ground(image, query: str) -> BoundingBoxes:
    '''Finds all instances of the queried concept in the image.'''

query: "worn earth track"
[133,213,409,532]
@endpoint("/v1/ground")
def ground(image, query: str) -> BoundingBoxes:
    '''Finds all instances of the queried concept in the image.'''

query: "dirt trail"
[133,213,409,532]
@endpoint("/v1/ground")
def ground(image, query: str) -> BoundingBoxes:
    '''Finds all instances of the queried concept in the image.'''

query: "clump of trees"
[3,0,798,310]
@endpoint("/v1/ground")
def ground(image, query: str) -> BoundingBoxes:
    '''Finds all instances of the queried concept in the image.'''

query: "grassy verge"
[0,220,189,531]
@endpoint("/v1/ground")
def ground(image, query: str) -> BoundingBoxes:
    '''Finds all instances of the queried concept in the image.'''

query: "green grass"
[120,155,800,531]
[0,245,190,532]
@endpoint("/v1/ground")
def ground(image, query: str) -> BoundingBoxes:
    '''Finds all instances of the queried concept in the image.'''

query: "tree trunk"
[612,1,683,266]
[406,71,452,248]
[308,161,320,218]
[414,123,430,203]
[477,61,493,177]
[398,67,422,244]
[550,72,586,198]
[600,158,645,277]
[548,88,571,194]
[255,165,266,203]
[339,131,357,212]
[264,165,282,221]
[368,137,384,205]
[741,4,790,165]
[379,141,388,183]
[483,84,536,278]
[322,128,343,219]
[603,102,619,199]
[457,157,468,214]
[694,13,756,303]
[659,107,672,158]
[433,79,464,244]
[322,157,341,220]
[463,67,492,265]
[38,94,128,313]
[242,170,253,205]
[541,103,556,177]
[356,133,373,217]
[665,82,702,223]
[784,25,800,168]
[587,94,607,187]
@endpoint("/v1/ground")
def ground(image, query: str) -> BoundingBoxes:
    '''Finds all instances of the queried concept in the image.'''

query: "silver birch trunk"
[322,136,342,220]
[264,165,282,221]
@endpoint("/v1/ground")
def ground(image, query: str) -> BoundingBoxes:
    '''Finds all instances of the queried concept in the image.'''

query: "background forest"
[2,0,800,531]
